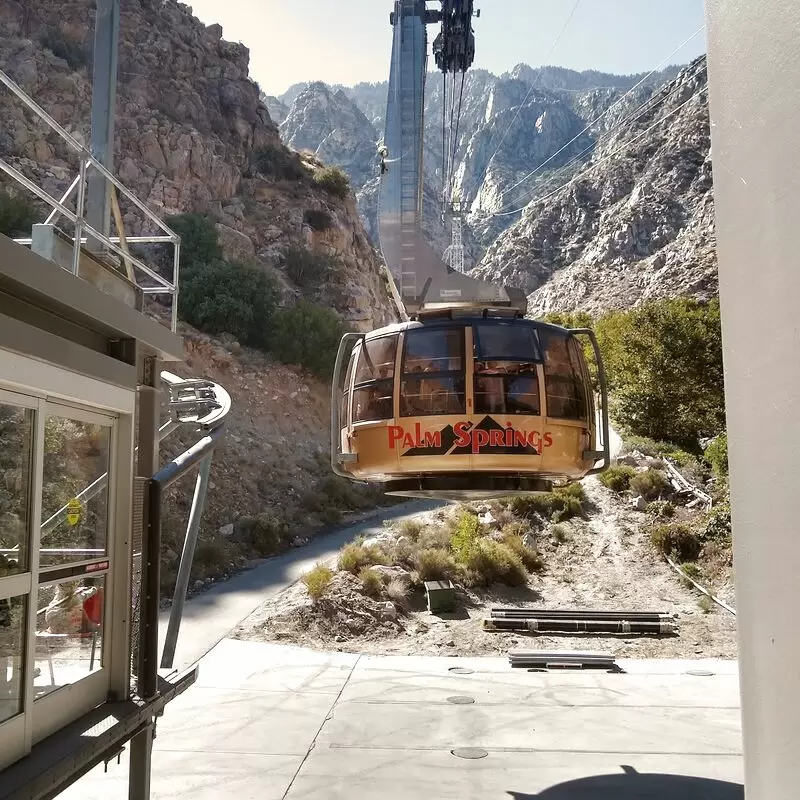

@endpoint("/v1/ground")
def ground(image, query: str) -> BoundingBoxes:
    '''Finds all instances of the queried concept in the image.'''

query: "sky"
[182,0,707,97]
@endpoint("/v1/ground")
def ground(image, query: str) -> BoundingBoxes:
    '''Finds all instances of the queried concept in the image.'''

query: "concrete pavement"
[62,639,743,799]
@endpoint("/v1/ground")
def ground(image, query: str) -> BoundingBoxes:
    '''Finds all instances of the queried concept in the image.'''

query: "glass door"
[31,402,116,743]
[0,390,39,769]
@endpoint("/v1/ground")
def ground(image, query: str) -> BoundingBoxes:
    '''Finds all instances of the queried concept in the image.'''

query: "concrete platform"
[58,638,744,799]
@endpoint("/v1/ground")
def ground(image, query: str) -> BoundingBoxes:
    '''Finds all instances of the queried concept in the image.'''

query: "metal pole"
[72,157,87,275]
[86,0,120,250]
[129,352,160,800]
[160,455,212,670]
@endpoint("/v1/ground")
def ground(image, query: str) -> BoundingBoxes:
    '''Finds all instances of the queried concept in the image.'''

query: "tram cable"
[469,0,582,200]
[492,24,706,210]
[491,78,699,215]
[491,85,709,217]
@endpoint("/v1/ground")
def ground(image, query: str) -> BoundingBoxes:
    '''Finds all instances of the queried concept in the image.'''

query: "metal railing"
[0,69,181,332]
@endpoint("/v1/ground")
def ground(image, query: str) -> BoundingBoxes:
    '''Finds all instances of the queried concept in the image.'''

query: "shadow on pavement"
[508,767,744,799]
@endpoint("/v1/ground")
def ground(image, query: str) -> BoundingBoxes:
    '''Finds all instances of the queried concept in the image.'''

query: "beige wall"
[705,1,800,796]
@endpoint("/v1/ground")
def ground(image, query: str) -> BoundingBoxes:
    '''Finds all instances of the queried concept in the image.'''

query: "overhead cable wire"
[491,85,708,217]
[493,76,696,214]
[446,70,467,205]
[494,24,706,207]
[470,0,582,194]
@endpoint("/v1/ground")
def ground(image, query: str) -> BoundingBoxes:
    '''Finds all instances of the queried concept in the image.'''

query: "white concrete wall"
[705,1,800,797]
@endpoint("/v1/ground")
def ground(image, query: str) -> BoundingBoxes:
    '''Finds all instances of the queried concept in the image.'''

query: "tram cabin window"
[352,335,397,422]
[541,330,588,421]
[401,327,466,416]
[473,324,541,416]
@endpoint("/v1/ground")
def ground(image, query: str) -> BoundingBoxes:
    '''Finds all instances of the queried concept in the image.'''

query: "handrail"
[0,68,180,331]
[37,373,227,538]
[0,70,177,240]
[572,327,611,475]
[330,332,366,479]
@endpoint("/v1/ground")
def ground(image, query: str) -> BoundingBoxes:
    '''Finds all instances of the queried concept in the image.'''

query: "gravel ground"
[233,476,738,660]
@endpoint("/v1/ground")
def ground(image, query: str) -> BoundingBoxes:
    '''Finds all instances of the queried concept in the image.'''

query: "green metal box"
[425,580,456,614]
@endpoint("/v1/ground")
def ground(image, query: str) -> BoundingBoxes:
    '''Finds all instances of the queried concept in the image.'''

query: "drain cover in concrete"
[451,747,488,759]
[447,695,475,704]
[448,667,475,675]
[685,669,715,677]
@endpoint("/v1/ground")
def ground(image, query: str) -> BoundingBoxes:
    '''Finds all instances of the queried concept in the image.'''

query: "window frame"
[538,328,590,422]
[399,324,467,418]
[351,333,399,424]
[472,321,543,363]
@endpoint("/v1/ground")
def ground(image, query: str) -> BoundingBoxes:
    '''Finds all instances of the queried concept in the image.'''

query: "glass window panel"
[355,335,398,384]
[474,324,540,362]
[541,331,588,421]
[0,593,26,723]
[35,575,105,700]
[40,417,111,569]
[353,380,394,422]
[0,404,34,575]
[400,377,466,417]
[474,362,540,416]
[403,328,463,374]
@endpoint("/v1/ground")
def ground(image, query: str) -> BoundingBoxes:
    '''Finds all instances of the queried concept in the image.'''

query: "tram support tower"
[705,0,800,796]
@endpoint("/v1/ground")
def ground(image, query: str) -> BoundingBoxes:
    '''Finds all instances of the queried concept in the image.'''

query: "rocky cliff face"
[279,82,378,189]
[0,0,394,331]
[273,64,681,269]
[472,56,714,316]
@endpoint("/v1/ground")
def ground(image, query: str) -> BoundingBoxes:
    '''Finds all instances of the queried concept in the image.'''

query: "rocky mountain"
[272,63,683,268]
[261,93,289,125]
[279,82,378,189]
[1,0,394,332]
[472,56,714,315]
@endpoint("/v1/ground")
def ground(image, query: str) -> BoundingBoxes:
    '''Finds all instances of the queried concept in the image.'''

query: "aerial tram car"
[331,0,609,500]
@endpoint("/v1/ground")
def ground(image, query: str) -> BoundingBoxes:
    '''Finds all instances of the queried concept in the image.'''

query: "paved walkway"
[62,639,743,799]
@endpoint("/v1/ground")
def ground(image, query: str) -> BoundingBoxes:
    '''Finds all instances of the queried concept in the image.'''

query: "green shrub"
[704,434,728,478]
[650,523,701,562]
[314,165,351,199]
[415,547,458,581]
[397,519,424,541]
[179,260,280,349]
[646,500,675,519]
[270,300,347,378]
[450,510,482,563]
[338,543,389,573]
[282,245,336,288]
[465,540,528,587]
[500,530,543,572]
[630,468,670,500]
[551,524,569,543]
[418,525,452,551]
[302,564,333,601]
[595,298,725,448]
[599,464,636,492]
[0,190,37,237]
[699,503,732,544]
[358,566,384,598]
[250,143,307,181]
[167,213,222,267]
[510,484,585,522]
